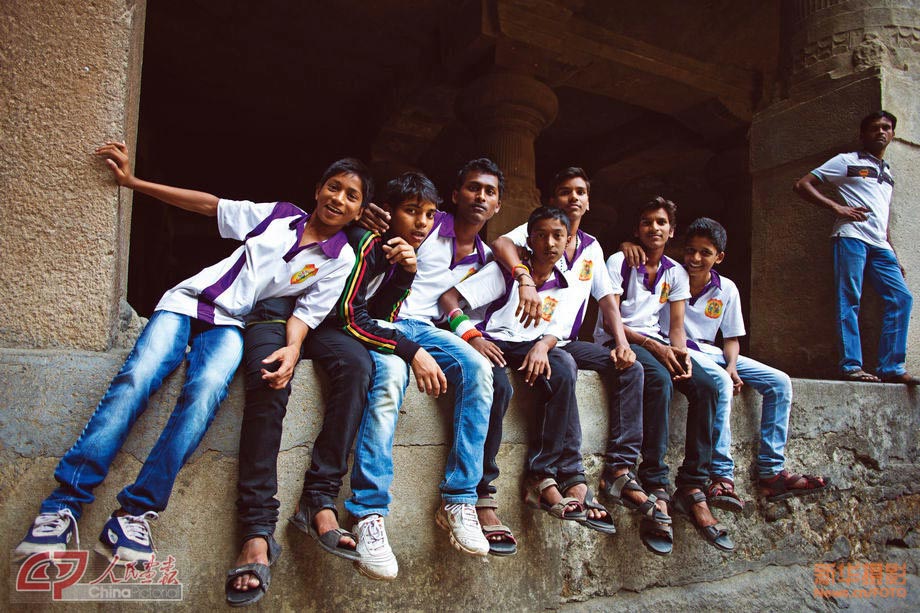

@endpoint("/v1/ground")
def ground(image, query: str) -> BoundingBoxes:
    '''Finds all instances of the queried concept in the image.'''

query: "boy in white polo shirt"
[595,197,730,553]
[15,143,364,581]
[343,158,502,579]
[485,168,652,555]
[660,217,829,510]
[794,110,916,384]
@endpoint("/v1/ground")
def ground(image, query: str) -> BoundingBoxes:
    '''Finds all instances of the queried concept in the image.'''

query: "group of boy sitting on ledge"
[20,112,915,605]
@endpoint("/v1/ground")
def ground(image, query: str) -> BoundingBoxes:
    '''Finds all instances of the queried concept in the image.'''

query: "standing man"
[794,111,917,384]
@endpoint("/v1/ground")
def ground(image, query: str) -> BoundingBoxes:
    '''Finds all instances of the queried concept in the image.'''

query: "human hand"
[610,344,636,370]
[356,202,391,234]
[411,349,448,397]
[94,141,135,187]
[620,241,646,267]
[382,237,417,273]
[834,204,870,222]
[470,336,506,367]
[260,345,301,389]
[727,367,744,395]
[520,343,551,385]
[515,283,543,328]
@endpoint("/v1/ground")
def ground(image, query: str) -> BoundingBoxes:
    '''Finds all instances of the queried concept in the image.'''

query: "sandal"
[476,497,517,556]
[706,477,745,512]
[672,489,734,552]
[639,489,673,556]
[880,372,920,385]
[289,501,361,561]
[559,477,616,535]
[225,533,282,607]
[842,369,881,383]
[523,477,586,521]
[758,469,830,502]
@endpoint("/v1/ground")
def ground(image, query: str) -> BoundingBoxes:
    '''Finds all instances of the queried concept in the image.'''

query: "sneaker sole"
[353,559,397,581]
[93,542,153,566]
[435,511,488,557]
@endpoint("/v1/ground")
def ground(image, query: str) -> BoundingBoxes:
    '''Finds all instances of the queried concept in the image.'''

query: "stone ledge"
[1,347,919,611]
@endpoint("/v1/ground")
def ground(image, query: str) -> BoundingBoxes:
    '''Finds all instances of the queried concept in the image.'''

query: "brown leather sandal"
[758,470,830,502]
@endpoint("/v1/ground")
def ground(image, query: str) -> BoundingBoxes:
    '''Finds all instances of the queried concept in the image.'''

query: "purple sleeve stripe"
[200,252,247,306]
[568,302,586,340]
[196,301,215,324]
[246,202,304,241]
[477,273,516,333]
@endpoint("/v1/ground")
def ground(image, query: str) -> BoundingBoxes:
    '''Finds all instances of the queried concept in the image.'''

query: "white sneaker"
[354,515,398,580]
[14,509,80,561]
[436,503,489,556]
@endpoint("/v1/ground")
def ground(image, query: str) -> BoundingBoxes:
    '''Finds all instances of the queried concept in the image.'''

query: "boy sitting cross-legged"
[228,172,443,603]
[659,218,829,510]
[15,143,363,595]
[595,197,730,553]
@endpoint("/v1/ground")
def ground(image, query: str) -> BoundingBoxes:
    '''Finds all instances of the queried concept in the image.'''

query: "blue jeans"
[690,349,792,480]
[345,319,493,517]
[41,310,243,518]
[834,237,913,377]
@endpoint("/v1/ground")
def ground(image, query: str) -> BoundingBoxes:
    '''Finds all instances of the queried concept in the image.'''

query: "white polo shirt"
[660,269,745,356]
[456,260,577,344]
[593,251,690,345]
[503,224,616,340]
[398,211,492,324]
[810,151,894,250]
[156,199,355,329]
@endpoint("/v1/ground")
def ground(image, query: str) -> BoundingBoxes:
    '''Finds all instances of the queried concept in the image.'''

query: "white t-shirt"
[456,261,577,344]
[156,199,355,329]
[503,224,616,340]
[399,211,492,324]
[593,252,690,345]
[810,151,894,250]
[660,269,745,356]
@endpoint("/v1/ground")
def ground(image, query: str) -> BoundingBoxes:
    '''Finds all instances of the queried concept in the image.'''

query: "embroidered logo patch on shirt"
[705,299,723,319]
[659,282,671,304]
[541,296,558,322]
[579,260,593,281]
[290,263,318,284]
[460,267,478,282]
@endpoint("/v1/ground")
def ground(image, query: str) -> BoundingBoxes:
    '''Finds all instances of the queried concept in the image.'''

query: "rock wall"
[1,347,918,611]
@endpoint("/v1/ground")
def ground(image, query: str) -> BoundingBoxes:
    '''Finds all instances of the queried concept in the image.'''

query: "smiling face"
[636,207,674,251]
[860,117,895,156]
[683,234,724,276]
[527,217,570,267]
[548,177,589,224]
[452,171,501,227]
[387,197,438,248]
[313,172,364,228]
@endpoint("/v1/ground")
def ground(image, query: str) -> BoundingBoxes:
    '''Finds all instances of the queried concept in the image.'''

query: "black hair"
[860,110,897,132]
[455,158,505,198]
[527,206,571,236]
[638,196,677,226]
[550,167,590,195]
[685,217,727,253]
[384,171,441,208]
[319,157,374,207]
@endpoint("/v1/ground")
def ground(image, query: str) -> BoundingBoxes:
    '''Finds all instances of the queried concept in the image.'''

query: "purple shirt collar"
[638,256,675,292]
[436,211,488,269]
[566,229,595,267]
[284,212,350,262]
[688,269,721,306]
[535,264,570,291]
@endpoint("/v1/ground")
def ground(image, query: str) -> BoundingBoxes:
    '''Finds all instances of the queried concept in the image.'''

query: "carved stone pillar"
[749,0,920,377]
[457,72,558,240]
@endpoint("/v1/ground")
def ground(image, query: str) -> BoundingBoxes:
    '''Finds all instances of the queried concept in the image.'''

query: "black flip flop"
[289,504,361,562]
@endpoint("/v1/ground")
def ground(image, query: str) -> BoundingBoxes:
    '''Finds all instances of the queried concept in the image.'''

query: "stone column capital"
[456,71,558,138]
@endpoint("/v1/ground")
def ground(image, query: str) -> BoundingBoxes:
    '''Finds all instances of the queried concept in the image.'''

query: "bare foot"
[476,507,505,544]
[312,508,356,550]
[563,483,607,521]
[231,537,268,592]
[601,469,653,509]
[537,482,581,515]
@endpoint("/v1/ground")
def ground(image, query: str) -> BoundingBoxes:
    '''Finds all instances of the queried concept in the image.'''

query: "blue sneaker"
[13,509,79,561]
[94,511,158,564]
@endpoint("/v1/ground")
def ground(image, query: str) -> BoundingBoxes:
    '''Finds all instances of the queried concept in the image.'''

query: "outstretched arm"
[597,294,636,369]
[261,316,309,390]
[491,236,541,328]
[95,141,219,216]
[722,337,743,395]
